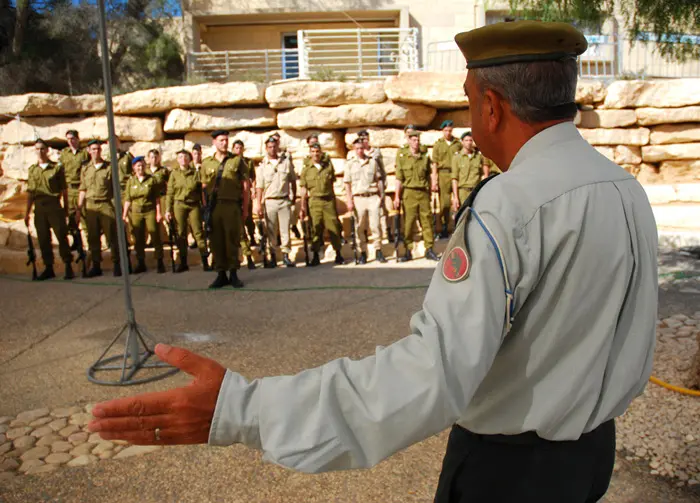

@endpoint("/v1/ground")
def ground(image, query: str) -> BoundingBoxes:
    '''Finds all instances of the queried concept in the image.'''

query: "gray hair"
[471,59,578,123]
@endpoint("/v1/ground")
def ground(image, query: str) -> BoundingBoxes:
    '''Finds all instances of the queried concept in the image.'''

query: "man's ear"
[483,89,504,134]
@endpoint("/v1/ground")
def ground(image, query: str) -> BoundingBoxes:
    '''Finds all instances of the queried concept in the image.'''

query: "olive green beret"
[407,131,421,138]
[455,21,587,69]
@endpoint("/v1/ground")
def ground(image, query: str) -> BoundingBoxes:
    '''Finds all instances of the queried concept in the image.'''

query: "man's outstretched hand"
[88,344,226,445]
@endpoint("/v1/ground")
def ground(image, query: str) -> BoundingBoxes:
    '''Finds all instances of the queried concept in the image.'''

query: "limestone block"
[578,110,637,128]
[277,102,436,130]
[642,143,700,162]
[636,106,700,126]
[0,145,61,180]
[125,140,185,170]
[266,130,346,159]
[113,82,267,114]
[0,116,164,144]
[265,81,386,109]
[625,163,661,184]
[345,128,405,148]
[184,131,267,161]
[658,160,700,183]
[650,124,700,145]
[643,183,700,204]
[163,108,276,133]
[430,109,471,129]
[614,145,642,165]
[594,146,615,162]
[384,72,469,108]
[0,93,105,117]
[576,81,607,105]
[603,79,700,109]
[579,128,650,146]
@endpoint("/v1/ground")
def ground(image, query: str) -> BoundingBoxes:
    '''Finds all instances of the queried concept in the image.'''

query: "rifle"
[301,199,311,266]
[392,207,403,260]
[350,213,358,264]
[26,224,37,281]
[431,191,438,236]
[68,219,88,278]
[167,218,179,273]
[202,155,229,235]
[256,218,270,268]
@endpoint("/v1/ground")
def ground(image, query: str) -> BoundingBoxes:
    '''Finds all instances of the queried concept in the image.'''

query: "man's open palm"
[88,344,226,445]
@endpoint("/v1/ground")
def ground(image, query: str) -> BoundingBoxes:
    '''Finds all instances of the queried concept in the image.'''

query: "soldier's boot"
[277,233,282,247]
[37,266,56,281]
[134,260,147,274]
[334,252,345,265]
[87,265,103,278]
[249,235,257,247]
[398,250,413,263]
[229,270,244,289]
[64,263,75,280]
[157,259,166,274]
[246,256,256,270]
[425,248,439,261]
[175,257,189,273]
[209,271,228,289]
[358,252,367,265]
[375,250,388,263]
[113,264,122,277]
[269,251,278,268]
[201,254,211,272]
[310,251,321,267]
[189,241,197,250]
[291,225,301,239]
[282,253,295,268]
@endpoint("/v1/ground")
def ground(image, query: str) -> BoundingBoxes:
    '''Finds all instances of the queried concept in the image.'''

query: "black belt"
[311,195,334,201]
[456,419,615,446]
[266,196,290,200]
[68,183,81,189]
[34,196,60,205]
[353,193,376,198]
[403,187,429,192]
[88,199,110,204]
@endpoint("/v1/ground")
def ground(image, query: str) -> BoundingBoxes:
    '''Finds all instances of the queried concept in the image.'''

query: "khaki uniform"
[239,157,255,259]
[124,174,163,262]
[344,156,381,254]
[300,158,342,253]
[452,150,486,204]
[202,154,247,272]
[396,150,434,251]
[79,161,120,266]
[166,166,206,257]
[257,155,296,254]
[432,137,462,231]
[59,147,89,226]
[348,147,388,240]
[117,151,135,194]
[27,161,72,266]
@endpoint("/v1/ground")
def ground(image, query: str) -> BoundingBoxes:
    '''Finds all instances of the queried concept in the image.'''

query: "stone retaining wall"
[1,74,699,250]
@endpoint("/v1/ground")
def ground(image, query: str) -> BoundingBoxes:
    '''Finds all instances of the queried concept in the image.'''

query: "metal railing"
[188,28,419,83]
[426,36,700,79]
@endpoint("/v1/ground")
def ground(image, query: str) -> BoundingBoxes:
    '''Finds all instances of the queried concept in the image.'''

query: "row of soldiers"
[24,122,496,287]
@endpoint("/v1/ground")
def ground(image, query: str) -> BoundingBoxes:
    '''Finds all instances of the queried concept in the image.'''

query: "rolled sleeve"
[208,209,512,474]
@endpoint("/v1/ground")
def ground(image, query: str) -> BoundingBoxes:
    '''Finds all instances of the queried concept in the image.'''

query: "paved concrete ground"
[1,252,699,502]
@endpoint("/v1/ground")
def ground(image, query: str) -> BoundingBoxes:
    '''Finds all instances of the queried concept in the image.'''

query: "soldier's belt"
[310,195,334,201]
[131,205,155,213]
[68,183,81,189]
[353,192,376,198]
[33,196,61,205]
[403,187,429,192]
[87,198,110,203]
[459,185,477,190]
[265,196,289,200]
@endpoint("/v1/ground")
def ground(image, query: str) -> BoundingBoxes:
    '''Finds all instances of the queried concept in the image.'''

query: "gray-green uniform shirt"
[207,122,658,473]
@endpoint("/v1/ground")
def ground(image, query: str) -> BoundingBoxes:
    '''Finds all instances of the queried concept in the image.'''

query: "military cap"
[131,155,145,166]
[35,138,49,148]
[455,21,587,69]
[192,143,202,152]
[357,129,369,138]
[87,139,103,147]
[65,129,79,138]
[352,137,363,145]
[403,124,416,132]
[306,133,320,141]
[176,149,192,156]
[309,142,322,149]
[461,131,473,139]
[210,129,229,138]
[232,139,244,147]
[265,136,277,145]
[407,131,421,138]
[440,120,454,129]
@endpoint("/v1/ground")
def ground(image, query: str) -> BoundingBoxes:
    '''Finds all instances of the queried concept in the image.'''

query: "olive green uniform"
[432,137,462,232]
[149,165,170,242]
[202,154,247,272]
[59,147,89,227]
[452,150,486,204]
[485,156,502,175]
[396,150,434,251]
[124,174,163,262]
[27,161,72,266]
[397,143,428,157]
[79,161,120,266]
[166,166,206,258]
[239,157,255,259]
[300,158,342,253]
[117,151,135,194]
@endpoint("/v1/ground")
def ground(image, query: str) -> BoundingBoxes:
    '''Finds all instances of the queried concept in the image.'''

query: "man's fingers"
[91,389,176,419]
[154,344,220,377]
[89,413,172,434]
[97,427,205,446]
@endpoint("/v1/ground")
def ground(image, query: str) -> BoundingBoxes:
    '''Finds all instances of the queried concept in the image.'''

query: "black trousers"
[434,420,615,503]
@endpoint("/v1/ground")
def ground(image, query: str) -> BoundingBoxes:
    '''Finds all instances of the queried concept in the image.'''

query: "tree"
[508,0,700,61]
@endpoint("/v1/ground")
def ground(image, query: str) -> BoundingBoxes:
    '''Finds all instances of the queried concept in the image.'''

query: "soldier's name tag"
[441,217,470,283]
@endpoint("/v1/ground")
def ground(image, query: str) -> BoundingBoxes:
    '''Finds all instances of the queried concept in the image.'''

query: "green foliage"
[508,0,700,62]
[311,68,348,82]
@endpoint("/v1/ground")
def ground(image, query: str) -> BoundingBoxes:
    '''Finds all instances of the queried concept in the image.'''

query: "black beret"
[461,131,473,139]
[357,130,369,137]
[35,138,49,148]
[192,143,202,151]
[87,139,103,147]
[210,129,229,138]
[352,138,363,145]
[65,130,79,138]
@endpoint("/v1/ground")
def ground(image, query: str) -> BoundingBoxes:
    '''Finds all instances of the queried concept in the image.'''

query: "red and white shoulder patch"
[441,214,471,282]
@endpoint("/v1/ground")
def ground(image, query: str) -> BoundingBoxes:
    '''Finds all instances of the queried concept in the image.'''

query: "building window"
[282,34,299,79]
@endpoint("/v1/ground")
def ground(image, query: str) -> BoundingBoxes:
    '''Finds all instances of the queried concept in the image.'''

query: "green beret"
[461,131,472,140]
[87,139,103,147]
[407,131,421,138]
[455,21,587,69]
[403,124,416,132]
[439,120,454,129]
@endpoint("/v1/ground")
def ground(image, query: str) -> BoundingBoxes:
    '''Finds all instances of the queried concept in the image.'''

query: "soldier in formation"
[232,139,256,270]
[201,130,249,289]
[59,129,89,251]
[431,120,462,238]
[25,139,74,280]
[256,136,297,267]
[451,131,491,212]
[122,156,165,274]
[299,142,344,266]
[394,131,440,262]
[75,140,121,277]
[344,137,386,264]
[165,149,209,272]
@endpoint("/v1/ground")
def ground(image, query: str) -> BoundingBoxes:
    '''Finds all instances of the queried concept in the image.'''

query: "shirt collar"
[94,162,105,170]
[39,162,50,170]
[509,121,579,172]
